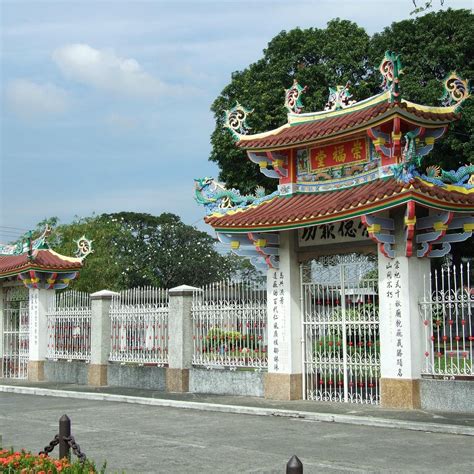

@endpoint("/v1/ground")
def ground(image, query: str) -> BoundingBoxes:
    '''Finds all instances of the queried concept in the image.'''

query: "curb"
[1,385,473,437]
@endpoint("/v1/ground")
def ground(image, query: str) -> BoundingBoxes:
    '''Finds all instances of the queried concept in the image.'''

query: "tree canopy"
[209,9,473,192]
[25,212,259,292]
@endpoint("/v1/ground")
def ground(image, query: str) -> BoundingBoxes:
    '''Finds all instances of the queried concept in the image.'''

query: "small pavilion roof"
[205,178,474,233]
[0,249,83,278]
[236,93,459,151]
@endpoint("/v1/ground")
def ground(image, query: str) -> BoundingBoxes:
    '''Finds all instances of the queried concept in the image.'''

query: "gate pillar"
[28,288,55,382]
[264,230,302,400]
[378,212,429,409]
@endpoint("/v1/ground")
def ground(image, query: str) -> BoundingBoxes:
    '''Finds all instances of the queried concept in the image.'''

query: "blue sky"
[1,0,471,241]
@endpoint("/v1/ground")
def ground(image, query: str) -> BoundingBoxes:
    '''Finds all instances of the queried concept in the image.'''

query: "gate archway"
[301,254,380,404]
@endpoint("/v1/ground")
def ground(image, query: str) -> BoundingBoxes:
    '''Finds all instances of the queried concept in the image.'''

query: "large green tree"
[24,212,254,292]
[210,10,473,191]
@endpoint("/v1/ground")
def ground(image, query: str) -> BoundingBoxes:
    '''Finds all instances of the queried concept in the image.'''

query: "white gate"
[301,255,380,404]
[1,286,29,379]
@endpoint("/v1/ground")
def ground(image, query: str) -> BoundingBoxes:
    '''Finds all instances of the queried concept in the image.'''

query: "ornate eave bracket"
[368,126,447,162]
[416,212,473,258]
[248,151,288,179]
[18,270,79,290]
[360,214,395,258]
[217,232,279,270]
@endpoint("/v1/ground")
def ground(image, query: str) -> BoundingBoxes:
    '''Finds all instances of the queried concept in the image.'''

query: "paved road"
[0,393,471,473]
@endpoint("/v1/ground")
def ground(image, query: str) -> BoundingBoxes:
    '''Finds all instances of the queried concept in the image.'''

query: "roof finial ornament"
[284,80,307,114]
[223,102,254,140]
[379,51,403,103]
[324,82,356,111]
[440,72,470,109]
[75,235,93,259]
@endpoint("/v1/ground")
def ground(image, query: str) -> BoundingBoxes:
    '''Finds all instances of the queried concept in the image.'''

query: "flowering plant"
[0,449,103,473]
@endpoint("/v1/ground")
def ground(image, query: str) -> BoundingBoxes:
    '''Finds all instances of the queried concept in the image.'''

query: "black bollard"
[286,455,303,473]
[59,414,71,460]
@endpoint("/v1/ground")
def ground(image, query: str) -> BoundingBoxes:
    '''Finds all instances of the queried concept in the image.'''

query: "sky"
[1,0,472,242]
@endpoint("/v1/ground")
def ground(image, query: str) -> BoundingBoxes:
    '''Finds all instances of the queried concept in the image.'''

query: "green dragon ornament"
[194,177,278,215]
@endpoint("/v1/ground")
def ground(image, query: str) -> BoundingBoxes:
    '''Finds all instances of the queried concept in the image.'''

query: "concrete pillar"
[265,230,303,400]
[378,211,429,409]
[88,290,118,386]
[0,284,4,372]
[28,288,55,381]
[166,285,199,392]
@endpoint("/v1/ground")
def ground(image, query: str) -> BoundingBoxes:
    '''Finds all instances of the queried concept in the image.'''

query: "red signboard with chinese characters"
[310,138,368,170]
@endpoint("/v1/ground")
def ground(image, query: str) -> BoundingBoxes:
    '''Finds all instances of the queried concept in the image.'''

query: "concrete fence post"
[88,290,118,386]
[28,288,55,381]
[166,285,200,392]
[0,285,4,370]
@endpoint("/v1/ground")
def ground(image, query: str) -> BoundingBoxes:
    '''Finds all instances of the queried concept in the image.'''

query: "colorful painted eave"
[236,93,459,151]
[205,178,474,233]
[0,249,83,279]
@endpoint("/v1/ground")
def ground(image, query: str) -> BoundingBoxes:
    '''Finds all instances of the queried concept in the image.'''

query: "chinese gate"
[1,286,29,379]
[301,255,380,404]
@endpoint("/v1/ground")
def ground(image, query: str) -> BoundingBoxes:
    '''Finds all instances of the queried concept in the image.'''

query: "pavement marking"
[0,385,473,437]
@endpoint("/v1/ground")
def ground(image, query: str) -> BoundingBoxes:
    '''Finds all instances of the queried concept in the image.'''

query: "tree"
[23,212,255,292]
[210,19,372,194]
[209,11,473,191]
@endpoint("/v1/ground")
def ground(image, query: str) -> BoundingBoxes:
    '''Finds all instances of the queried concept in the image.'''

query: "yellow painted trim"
[237,123,290,142]
[401,99,457,114]
[47,249,83,264]
[463,223,474,232]
[425,137,435,145]
[367,224,382,233]
[391,132,402,141]
[405,217,416,226]
[418,178,474,195]
[288,91,390,124]
[231,241,240,250]
[433,222,448,231]
[254,239,267,248]
[259,161,268,169]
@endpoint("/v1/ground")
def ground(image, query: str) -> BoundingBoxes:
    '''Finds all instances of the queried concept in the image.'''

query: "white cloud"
[6,79,69,119]
[52,43,166,99]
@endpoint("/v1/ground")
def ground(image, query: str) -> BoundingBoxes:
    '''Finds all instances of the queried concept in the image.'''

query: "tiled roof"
[237,101,458,150]
[205,178,474,232]
[0,249,83,278]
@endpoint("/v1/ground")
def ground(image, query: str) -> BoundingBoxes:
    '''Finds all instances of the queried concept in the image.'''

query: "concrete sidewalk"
[1,380,473,436]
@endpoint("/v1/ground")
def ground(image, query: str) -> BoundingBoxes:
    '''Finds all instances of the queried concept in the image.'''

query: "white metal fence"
[302,256,380,404]
[1,286,29,379]
[420,262,473,377]
[46,290,92,361]
[192,280,267,369]
[109,287,169,365]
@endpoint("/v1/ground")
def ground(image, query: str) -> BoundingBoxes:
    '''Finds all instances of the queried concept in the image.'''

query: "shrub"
[0,448,104,473]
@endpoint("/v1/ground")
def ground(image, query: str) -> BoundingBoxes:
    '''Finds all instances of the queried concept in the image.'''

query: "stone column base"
[166,368,189,392]
[28,361,45,382]
[264,373,302,400]
[88,364,108,386]
[381,378,420,409]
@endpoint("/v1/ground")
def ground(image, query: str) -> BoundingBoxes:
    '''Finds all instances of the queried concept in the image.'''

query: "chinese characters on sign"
[29,289,39,353]
[386,259,404,377]
[298,219,370,247]
[271,270,285,372]
[310,138,368,171]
